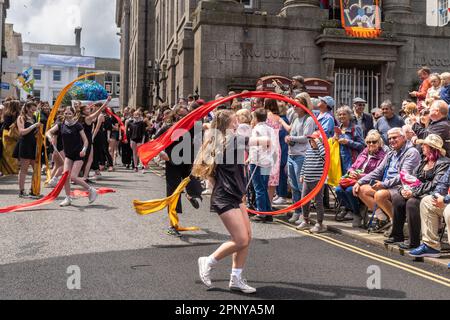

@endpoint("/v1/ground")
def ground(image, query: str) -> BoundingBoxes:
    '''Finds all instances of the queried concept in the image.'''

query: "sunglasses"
[366,140,378,145]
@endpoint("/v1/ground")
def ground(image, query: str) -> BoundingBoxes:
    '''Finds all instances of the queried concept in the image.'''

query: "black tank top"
[83,122,93,144]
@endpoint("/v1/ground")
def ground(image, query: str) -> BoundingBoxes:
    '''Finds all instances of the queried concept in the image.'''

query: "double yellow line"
[275,219,450,288]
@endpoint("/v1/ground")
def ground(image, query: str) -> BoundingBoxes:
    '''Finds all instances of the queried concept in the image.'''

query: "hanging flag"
[340,0,382,38]
[15,67,35,94]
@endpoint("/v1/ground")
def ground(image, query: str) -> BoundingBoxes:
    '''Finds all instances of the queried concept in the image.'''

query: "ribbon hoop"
[137,91,331,217]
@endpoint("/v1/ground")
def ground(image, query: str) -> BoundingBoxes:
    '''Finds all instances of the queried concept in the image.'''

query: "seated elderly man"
[353,128,421,232]
[410,166,450,258]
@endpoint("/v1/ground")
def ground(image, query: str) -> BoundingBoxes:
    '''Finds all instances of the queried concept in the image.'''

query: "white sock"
[207,255,218,266]
[231,268,243,278]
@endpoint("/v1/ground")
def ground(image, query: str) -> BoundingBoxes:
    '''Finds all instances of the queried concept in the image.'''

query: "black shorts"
[66,153,83,162]
[211,203,244,215]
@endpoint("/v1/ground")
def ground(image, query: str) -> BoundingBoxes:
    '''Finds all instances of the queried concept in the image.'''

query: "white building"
[19,28,87,105]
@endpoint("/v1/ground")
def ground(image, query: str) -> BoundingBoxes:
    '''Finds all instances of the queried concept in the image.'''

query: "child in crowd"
[297,131,327,234]
[248,108,276,223]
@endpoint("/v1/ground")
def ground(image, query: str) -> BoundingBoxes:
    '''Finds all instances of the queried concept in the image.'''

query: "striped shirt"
[300,142,326,183]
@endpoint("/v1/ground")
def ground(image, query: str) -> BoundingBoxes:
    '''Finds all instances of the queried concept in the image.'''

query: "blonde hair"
[403,102,418,116]
[236,109,251,125]
[441,72,450,85]
[365,130,384,147]
[192,110,235,179]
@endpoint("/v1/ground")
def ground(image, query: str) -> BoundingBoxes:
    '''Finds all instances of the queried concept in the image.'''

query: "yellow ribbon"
[133,177,200,232]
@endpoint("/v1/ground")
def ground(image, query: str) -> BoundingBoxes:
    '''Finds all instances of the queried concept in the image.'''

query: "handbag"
[339,169,363,189]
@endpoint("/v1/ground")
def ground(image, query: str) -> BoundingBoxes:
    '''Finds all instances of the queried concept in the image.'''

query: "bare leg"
[358,185,377,210]
[18,159,31,192]
[83,146,94,180]
[51,151,64,178]
[268,186,276,204]
[63,158,74,197]
[211,205,252,269]
[71,160,91,191]
[374,190,394,220]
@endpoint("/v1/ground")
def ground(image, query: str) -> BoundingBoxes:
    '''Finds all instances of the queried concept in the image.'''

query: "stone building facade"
[116,0,154,109]
[116,0,450,110]
[2,23,22,99]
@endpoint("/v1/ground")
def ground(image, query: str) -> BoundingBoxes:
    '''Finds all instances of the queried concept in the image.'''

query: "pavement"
[0,164,449,300]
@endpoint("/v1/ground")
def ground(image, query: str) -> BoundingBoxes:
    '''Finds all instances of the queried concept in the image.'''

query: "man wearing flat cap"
[353,97,374,137]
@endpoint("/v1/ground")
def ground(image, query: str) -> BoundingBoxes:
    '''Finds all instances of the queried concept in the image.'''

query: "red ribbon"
[137,91,331,216]
[71,188,116,198]
[105,107,128,143]
[0,172,69,214]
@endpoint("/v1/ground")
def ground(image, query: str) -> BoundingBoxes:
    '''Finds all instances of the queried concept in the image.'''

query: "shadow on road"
[205,280,406,300]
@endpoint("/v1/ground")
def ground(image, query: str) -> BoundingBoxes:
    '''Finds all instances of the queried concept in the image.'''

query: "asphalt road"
[0,166,449,300]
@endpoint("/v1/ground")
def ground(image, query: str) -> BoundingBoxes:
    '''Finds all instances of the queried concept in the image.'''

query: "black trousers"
[391,193,422,247]
[165,162,203,214]
[92,133,113,170]
[120,141,132,166]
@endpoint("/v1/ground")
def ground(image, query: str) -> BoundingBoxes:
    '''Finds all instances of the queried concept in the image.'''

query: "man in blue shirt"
[317,96,336,139]
[375,100,405,145]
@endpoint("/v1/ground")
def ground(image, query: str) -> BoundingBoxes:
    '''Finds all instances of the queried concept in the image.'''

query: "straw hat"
[416,134,446,156]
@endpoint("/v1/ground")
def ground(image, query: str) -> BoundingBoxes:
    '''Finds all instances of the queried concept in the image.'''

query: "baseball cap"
[319,96,335,109]
[353,97,367,104]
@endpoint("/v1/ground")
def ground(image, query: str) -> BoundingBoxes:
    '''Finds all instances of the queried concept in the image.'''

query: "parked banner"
[340,0,382,38]
[38,54,96,68]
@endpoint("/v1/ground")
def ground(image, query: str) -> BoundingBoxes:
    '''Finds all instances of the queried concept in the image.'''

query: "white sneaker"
[229,275,256,294]
[296,221,311,231]
[48,177,59,188]
[88,188,98,204]
[310,223,327,234]
[295,217,305,225]
[60,197,72,207]
[288,213,301,224]
[198,257,213,288]
[273,197,288,205]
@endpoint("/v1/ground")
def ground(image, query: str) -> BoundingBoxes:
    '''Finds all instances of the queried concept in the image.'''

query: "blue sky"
[6,0,120,58]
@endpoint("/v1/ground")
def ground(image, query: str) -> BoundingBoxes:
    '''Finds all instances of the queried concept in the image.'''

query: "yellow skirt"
[0,129,19,175]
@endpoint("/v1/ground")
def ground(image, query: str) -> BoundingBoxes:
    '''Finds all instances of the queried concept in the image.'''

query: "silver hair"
[388,127,405,137]
[336,105,353,118]
[381,100,393,109]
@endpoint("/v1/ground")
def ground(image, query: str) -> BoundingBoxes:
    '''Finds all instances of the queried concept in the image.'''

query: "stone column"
[280,0,321,17]
[383,0,412,20]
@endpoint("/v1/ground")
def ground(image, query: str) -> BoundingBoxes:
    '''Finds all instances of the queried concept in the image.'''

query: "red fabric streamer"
[0,172,69,214]
[105,107,128,143]
[137,91,331,217]
[71,188,116,198]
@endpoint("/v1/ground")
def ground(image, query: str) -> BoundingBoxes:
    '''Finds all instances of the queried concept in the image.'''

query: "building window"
[53,70,62,82]
[426,0,449,26]
[33,90,41,100]
[52,91,60,105]
[105,81,113,95]
[236,0,253,8]
[34,69,42,81]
